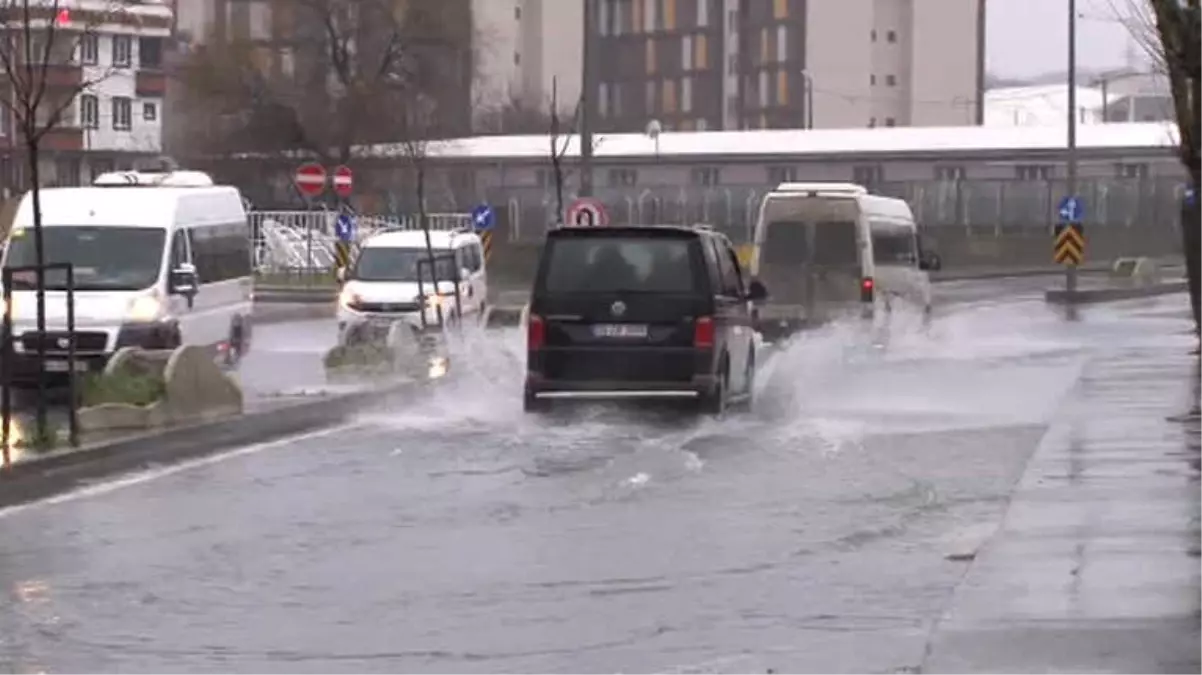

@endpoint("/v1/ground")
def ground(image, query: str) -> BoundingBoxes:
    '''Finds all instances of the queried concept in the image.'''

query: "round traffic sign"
[295,163,326,197]
[333,164,353,198]
[565,197,609,227]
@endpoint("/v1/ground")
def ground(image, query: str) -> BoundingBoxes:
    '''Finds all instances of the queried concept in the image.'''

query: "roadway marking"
[0,423,357,521]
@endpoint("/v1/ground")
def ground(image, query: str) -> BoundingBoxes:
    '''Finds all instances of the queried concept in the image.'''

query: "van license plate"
[45,360,87,373]
[591,323,648,338]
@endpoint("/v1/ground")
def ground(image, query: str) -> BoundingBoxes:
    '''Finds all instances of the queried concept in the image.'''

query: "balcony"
[42,63,83,89]
[41,126,83,152]
[135,70,166,97]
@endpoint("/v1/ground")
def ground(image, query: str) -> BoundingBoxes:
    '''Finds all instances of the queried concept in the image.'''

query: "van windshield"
[762,221,859,266]
[3,226,166,291]
[542,236,700,294]
[353,247,456,283]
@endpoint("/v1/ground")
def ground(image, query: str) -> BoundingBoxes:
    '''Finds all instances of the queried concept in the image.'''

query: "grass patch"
[13,421,59,453]
[80,371,167,408]
[323,343,395,370]
[254,270,339,288]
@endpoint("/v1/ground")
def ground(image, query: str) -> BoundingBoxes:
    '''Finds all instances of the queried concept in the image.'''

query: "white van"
[750,182,938,322]
[336,227,488,337]
[0,170,253,383]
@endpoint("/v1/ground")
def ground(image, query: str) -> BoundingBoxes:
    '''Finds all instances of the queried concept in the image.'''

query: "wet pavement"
[0,282,1196,673]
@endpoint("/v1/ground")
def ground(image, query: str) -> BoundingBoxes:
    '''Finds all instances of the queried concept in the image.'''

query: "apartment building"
[478,0,984,132]
[0,0,174,193]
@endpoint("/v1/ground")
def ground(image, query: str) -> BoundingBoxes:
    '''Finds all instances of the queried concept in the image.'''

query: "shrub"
[81,371,167,408]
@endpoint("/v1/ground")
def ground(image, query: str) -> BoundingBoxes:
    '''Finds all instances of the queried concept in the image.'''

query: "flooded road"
[0,283,1192,673]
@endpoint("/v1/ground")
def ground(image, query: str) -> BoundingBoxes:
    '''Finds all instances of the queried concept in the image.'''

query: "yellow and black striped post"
[334,241,352,270]
[1053,223,1085,266]
[480,230,493,263]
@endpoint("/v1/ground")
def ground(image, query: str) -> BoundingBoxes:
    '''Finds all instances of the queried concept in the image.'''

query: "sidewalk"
[923,318,1201,672]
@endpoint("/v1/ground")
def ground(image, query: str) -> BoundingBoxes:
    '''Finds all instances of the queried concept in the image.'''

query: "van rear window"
[762,221,859,266]
[542,237,700,293]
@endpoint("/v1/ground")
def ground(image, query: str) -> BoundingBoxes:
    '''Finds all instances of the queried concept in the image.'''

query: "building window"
[143,102,157,122]
[646,80,658,110]
[884,117,896,127]
[697,117,707,130]
[776,24,787,62]
[79,34,98,65]
[681,76,693,112]
[1115,162,1148,179]
[853,165,883,184]
[773,0,788,19]
[885,74,896,86]
[935,166,966,181]
[696,0,708,26]
[759,70,769,107]
[1015,164,1052,180]
[80,94,99,128]
[643,0,656,31]
[112,35,132,67]
[598,82,609,116]
[608,168,638,186]
[138,37,162,69]
[646,37,657,73]
[886,30,897,43]
[662,79,677,113]
[690,167,720,186]
[112,97,132,130]
[682,34,694,70]
[694,32,707,69]
[767,166,797,184]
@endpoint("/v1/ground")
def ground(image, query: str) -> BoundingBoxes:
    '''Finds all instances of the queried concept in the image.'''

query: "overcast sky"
[987,0,1149,77]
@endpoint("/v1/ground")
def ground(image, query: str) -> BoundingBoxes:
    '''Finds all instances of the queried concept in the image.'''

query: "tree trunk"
[415,161,444,326]
[1183,182,1200,337]
[25,139,47,440]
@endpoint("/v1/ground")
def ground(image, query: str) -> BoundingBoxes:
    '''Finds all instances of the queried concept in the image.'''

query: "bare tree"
[175,0,471,187]
[0,0,130,440]
[474,95,554,135]
[547,78,582,226]
[1123,0,1200,334]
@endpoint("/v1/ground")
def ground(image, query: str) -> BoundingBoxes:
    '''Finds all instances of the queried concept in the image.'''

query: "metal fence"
[249,210,474,277]
[243,176,1186,247]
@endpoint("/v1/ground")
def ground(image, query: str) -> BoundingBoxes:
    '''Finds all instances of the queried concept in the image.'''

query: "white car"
[336,228,489,339]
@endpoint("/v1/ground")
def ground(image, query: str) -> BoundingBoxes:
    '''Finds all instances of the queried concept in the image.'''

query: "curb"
[1044,280,1188,305]
[0,377,422,509]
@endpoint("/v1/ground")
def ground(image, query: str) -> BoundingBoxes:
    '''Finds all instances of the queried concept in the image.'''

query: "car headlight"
[338,287,362,309]
[126,292,163,322]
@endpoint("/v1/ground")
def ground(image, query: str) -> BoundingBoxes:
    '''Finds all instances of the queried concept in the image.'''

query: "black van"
[523,225,767,414]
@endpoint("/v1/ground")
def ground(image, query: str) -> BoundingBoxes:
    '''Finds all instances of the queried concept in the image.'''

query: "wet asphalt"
[0,278,1194,673]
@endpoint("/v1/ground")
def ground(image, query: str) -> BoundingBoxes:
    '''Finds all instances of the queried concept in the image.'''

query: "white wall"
[79,35,164,154]
[908,0,979,126]
[805,0,873,128]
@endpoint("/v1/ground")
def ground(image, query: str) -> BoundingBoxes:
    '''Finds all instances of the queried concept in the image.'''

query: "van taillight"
[860,277,875,303]
[694,316,715,348]
[527,314,545,350]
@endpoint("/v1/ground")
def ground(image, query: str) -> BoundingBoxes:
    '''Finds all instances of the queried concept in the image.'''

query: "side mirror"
[918,251,942,271]
[168,264,198,296]
[460,268,473,282]
[746,279,769,301]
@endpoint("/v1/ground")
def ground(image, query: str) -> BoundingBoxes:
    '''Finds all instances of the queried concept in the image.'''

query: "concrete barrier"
[1045,280,1188,305]
[77,346,243,433]
[1110,256,1162,286]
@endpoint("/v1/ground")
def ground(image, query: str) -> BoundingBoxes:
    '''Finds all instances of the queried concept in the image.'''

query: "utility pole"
[1065,0,1079,295]
[579,0,596,198]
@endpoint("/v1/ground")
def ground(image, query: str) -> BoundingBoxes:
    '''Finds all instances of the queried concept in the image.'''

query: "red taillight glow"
[860,277,875,302]
[694,316,715,348]
[527,314,545,350]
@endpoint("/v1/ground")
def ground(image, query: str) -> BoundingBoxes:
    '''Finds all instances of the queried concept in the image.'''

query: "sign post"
[333,165,354,199]
[471,203,495,262]
[334,212,355,270]
[294,163,327,199]
[1054,195,1085,269]
[565,197,609,227]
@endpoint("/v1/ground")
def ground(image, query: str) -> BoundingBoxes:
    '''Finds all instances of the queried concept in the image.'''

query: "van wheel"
[699,363,728,416]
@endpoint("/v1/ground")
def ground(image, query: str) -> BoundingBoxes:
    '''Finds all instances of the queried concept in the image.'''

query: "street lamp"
[800,70,814,129]
[1065,0,1079,296]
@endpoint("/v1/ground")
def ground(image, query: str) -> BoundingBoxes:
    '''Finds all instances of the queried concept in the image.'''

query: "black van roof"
[547,225,705,239]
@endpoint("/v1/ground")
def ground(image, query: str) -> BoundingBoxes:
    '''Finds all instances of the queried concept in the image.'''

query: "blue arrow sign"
[334,213,356,242]
[1057,195,1084,224]
[471,203,495,231]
